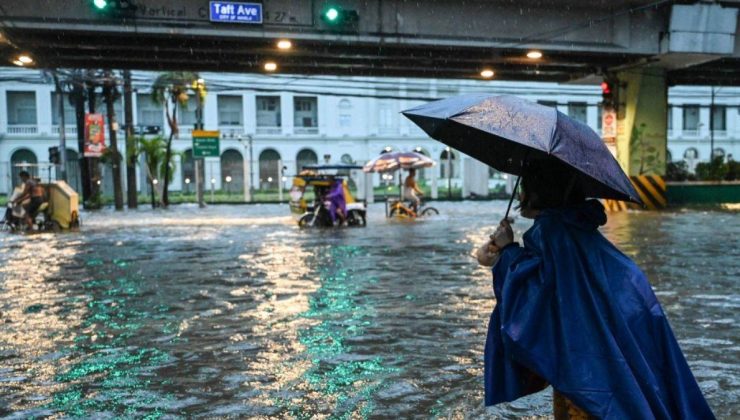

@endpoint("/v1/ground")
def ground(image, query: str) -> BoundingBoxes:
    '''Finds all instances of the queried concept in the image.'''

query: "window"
[294,96,317,128]
[93,93,123,123]
[339,114,351,128]
[597,106,603,130]
[218,95,243,126]
[7,91,36,125]
[51,92,76,125]
[378,100,395,134]
[667,106,673,131]
[567,102,587,124]
[338,99,351,128]
[711,106,726,131]
[256,96,281,127]
[137,93,164,126]
[682,105,699,131]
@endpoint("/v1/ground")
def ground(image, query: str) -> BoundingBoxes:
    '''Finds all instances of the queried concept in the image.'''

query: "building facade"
[0,68,738,196]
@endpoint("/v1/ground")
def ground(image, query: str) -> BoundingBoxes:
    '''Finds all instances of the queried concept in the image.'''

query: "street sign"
[209,2,263,24]
[193,130,220,158]
[602,108,617,139]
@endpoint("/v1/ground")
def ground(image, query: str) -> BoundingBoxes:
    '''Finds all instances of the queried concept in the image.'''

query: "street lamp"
[225,175,232,196]
[238,134,254,202]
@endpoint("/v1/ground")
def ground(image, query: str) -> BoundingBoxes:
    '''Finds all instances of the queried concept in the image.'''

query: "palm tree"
[150,72,201,207]
[135,136,167,209]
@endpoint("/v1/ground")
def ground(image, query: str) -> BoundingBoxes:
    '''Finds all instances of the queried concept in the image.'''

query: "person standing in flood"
[476,161,715,419]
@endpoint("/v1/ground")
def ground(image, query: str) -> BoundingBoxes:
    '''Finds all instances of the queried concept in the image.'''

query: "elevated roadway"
[0,0,738,85]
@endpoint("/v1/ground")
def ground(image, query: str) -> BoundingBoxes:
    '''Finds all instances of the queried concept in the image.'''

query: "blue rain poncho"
[485,200,715,419]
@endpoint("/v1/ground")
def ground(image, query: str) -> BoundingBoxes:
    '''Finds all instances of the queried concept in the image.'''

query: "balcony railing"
[219,126,244,138]
[52,125,78,136]
[712,130,728,138]
[293,126,319,135]
[681,129,700,137]
[7,124,37,135]
[256,126,282,135]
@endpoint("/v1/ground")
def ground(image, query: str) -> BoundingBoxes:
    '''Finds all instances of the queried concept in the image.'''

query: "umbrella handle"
[504,176,520,221]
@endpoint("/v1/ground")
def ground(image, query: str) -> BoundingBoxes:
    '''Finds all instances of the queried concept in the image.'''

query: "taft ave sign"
[193,130,220,158]
[209,2,263,24]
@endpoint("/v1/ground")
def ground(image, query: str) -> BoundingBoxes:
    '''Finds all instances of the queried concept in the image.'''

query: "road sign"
[209,2,263,24]
[602,108,617,139]
[193,130,220,158]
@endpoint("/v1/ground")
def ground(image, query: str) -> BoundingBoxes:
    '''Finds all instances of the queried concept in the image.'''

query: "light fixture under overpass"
[264,61,277,72]
[480,69,495,78]
[277,39,292,50]
[527,50,543,59]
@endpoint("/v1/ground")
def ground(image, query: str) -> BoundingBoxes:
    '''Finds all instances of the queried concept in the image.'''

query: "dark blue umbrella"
[402,95,642,210]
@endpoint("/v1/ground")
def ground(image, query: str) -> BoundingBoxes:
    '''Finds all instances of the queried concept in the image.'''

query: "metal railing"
[293,127,319,135]
[7,125,37,135]
[52,125,78,136]
[256,126,282,135]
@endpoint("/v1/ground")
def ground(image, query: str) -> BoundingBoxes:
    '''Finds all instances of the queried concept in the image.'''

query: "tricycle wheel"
[420,207,439,217]
[298,214,314,228]
[347,210,366,227]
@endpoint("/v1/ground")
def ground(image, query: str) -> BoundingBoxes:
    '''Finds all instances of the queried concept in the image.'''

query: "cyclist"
[403,168,424,213]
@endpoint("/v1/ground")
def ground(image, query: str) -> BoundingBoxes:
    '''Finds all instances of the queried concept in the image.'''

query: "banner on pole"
[84,113,106,157]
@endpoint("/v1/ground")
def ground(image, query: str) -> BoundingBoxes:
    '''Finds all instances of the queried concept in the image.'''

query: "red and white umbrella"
[362,151,436,173]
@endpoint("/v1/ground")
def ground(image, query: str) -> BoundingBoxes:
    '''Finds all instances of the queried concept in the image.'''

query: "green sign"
[192,130,220,158]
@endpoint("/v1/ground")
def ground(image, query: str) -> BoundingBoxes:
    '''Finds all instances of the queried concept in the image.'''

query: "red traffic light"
[601,81,611,95]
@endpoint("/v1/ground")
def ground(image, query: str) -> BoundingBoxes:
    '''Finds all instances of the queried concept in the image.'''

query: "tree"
[150,72,202,207]
[135,136,167,209]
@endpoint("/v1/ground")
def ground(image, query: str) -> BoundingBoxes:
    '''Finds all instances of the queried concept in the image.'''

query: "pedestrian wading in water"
[476,160,715,419]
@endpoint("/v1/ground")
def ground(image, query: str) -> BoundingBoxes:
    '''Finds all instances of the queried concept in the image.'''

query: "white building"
[0,68,738,197]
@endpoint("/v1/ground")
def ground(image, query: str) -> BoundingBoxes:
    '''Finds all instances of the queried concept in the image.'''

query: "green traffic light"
[325,7,339,22]
[93,0,108,9]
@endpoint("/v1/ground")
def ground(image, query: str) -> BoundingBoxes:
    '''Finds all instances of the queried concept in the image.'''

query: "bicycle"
[387,198,439,218]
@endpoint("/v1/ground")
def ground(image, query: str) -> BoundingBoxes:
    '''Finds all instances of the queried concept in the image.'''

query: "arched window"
[440,149,456,178]
[683,148,699,160]
[259,149,281,190]
[296,149,318,173]
[221,149,244,194]
[10,148,38,189]
[340,154,354,165]
[666,149,673,163]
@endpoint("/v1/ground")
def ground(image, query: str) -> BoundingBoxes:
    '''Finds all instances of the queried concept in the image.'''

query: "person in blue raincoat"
[476,161,715,420]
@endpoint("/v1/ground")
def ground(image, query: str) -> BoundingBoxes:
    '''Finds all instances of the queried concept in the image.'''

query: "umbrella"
[362,151,436,173]
[402,94,642,216]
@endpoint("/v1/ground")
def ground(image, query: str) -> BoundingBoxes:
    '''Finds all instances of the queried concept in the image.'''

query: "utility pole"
[446,147,452,199]
[71,72,92,204]
[195,79,205,208]
[103,70,124,210]
[86,70,101,206]
[710,86,715,163]
[52,71,67,182]
[123,69,137,208]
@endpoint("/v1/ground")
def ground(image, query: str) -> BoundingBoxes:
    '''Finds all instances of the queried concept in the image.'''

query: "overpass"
[1,0,738,208]
[0,0,738,85]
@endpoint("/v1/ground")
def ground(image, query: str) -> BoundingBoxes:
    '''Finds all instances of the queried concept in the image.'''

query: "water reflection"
[0,203,736,418]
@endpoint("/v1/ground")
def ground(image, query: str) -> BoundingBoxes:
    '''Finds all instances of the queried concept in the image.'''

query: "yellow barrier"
[603,175,666,211]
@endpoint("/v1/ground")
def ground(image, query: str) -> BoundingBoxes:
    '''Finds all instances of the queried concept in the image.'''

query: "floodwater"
[0,202,737,419]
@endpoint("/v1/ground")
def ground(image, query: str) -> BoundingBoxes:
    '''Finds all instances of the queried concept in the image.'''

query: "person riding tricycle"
[289,165,367,228]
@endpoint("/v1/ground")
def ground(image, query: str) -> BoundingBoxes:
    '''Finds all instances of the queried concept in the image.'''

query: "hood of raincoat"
[484,201,715,419]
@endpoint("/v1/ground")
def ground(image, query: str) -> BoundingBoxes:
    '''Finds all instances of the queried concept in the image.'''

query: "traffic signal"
[91,0,137,17]
[49,146,60,165]
[601,79,618,110]
[320,5,359,30]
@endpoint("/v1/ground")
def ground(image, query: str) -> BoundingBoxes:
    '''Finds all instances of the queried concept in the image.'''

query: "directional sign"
[193,130,220,158]
[209,2,263,24]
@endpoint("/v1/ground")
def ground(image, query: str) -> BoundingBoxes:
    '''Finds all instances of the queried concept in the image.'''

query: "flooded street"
[0,202,737,419]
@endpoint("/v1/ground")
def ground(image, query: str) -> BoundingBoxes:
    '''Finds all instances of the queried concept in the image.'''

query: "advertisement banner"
[84,113,106,157]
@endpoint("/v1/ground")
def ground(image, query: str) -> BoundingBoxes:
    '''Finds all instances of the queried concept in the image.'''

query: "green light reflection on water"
[43,258,179,418]
[278,245,399,419]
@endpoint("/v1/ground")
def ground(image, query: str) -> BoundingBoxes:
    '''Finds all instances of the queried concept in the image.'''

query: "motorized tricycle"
[289,165,367,228]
